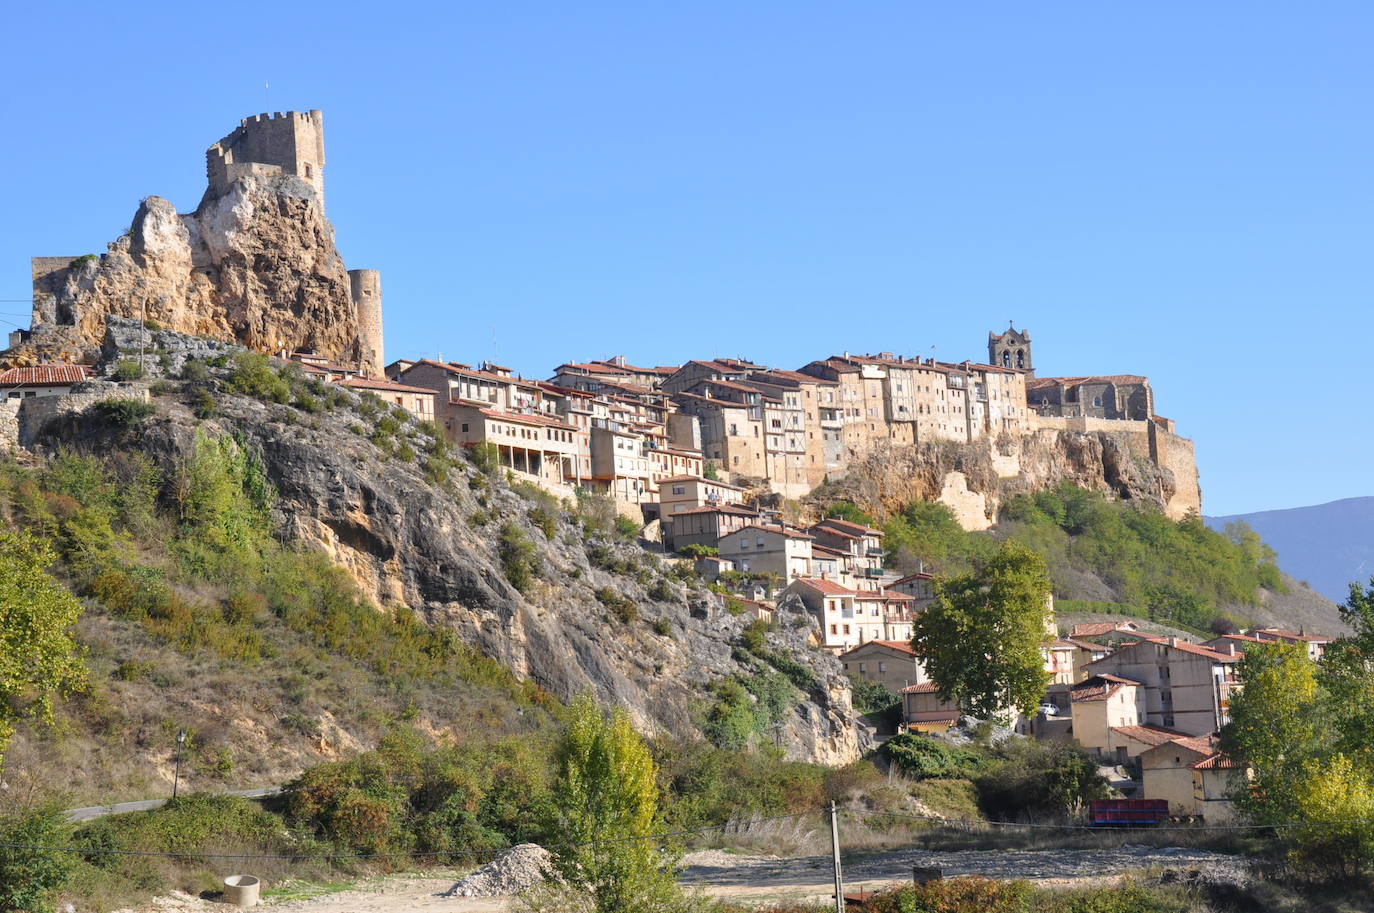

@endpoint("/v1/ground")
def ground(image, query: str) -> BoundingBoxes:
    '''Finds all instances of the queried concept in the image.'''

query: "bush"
[179,359,209,382]
[224,352,290,403]
[595,587,638,623]
[740,618,769,654]
[111,359,145,381]
[0,805,74,912]
[469,441,501,475]
[883,733,987,780]
[499,524,537,593]
[849,677,899,715]
[613,516,641,541]
[676,544,719,559]
[188,387,217,419]
[90,398,156,428]
[975,740,1110,821]
[648,578,676,601]
[148,380,178,396]
[652,617,673,637]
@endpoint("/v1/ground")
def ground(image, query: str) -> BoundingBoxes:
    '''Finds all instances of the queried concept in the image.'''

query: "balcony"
[866,547,885,557]
[861,567,884,579]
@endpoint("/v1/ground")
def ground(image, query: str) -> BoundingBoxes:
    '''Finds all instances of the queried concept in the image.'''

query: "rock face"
[12,175,362,369]
[819,424,1199,530]
[27,327,869,766]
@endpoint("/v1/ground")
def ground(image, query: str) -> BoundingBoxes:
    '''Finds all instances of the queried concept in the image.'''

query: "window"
[831,624,838,634]
[858,663,866,673]
[878,662,886,673]
[671,485,685,495]
[843,625,851,635]
[460,423,469,432]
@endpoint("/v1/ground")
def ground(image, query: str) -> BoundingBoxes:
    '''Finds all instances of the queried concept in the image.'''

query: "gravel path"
[113,844,1247,911]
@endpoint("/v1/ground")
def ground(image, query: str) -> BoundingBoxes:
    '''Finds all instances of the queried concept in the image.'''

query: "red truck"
[1088,798,1170,826]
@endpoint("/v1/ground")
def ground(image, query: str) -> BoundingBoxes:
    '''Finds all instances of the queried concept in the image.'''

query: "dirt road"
[116,844,1246,912]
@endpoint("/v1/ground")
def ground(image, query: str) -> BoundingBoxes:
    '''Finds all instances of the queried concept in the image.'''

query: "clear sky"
[2,3,1369,516]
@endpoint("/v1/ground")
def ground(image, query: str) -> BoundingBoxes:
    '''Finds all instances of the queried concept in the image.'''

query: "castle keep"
[8,110,384,378]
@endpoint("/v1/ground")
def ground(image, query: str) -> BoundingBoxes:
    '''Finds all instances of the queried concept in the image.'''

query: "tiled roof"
[1254,627,1329,643]
[1191,753,1240,769]
[839,640,917,658]
[473,408,577,430]
[658,474,745,489]
[1027,374,1149,389]
[794,577,859,596]
[899,682,941,693]
[811,544,850,558]
[1069,622,1139,637]
[664,504,759,518]
[721,524,813,542]
[0,364,92,385]
[813,518,884,537]
[891,572,933,585]
[1110,725,1193,747]
[338,377,435,395]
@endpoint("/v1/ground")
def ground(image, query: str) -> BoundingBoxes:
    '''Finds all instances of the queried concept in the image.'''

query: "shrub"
[188,387,217,419]
[111,359,145,382]
[613,516,641,541]
[179,359,209,382]
[677,544,719,559]
[975,739,1110,820]
[849,677,899,715]
[595,587,638,624]
[469,441,501,475]
[148,380,178,396]
[224,352,290,403]
[499,524,537,593]
[648,578,676,602]
[396,441,417,463]
[423,455,450,486]
[90,398,156,428]
[883,733,987,780]
[740,618,769,654]
[293,391,322,414]
[528,506,558,540]
[0,805,75,912]
[652,617,673,637]
[724,596,747,616]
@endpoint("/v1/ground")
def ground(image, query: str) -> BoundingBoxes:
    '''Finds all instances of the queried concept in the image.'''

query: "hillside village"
[0,110,1318,830]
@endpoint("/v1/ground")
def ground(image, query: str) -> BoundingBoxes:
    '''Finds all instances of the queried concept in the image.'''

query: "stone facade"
[205,110,326,206]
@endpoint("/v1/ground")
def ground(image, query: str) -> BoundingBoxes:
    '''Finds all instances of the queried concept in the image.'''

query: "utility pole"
[829,801,845,913]
[172,730,186,799]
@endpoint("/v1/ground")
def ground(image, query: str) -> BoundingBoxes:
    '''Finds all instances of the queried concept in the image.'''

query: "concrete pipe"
[223,875,260,907]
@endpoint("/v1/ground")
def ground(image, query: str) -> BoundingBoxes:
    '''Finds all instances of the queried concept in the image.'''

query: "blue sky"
[1,3,1370,516]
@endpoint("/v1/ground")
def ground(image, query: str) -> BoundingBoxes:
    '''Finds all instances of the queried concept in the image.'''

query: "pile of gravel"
[447,843,553,897]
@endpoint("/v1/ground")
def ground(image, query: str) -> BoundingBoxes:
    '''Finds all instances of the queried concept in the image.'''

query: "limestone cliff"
[9,174,364,370]
[16,320,867,767]
[816,423,1201,530]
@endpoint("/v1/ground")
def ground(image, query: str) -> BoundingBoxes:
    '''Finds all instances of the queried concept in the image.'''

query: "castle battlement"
[205,108,326,208]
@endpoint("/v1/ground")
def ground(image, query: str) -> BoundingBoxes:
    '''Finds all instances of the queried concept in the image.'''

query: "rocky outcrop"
[9,174,362,369]
[26,338,868,766]
[816,424,1197,529]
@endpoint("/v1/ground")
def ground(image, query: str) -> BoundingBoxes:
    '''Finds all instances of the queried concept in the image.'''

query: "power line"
[849,808,1373,832]
[0,809,822,862]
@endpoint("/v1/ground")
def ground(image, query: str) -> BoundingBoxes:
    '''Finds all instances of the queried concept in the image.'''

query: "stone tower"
[350,269,384,378]
[204,110,327,208]
[988,325,1032,372]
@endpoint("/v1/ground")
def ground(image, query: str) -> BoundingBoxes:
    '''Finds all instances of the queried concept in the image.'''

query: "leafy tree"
[0,805,75,912]
[911,541,1052,718]
[542,694,688,913]
[0,532,87,764]
[1219,642,1324,824]
[824,501,876,527]
[849,678,900,716]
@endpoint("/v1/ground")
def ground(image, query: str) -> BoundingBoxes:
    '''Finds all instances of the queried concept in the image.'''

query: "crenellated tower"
[204,110,327,208]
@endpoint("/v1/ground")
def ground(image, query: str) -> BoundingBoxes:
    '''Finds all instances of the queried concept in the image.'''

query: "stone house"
[0,364,93,400]
[671,391,767,481]
[1027,374,1154,421]
[839,640,928,694]
[783,577,916,652]
[1251,627,1330,661]
[899,683,962,733]
[1081,638,1240,736]
[1139,735,1217,815]
[889,572,936,609]
[337,375,436,422]
[742,368,840,488]
[1044,640,1079,686]
[808,519,885,589]
[1189,753,1245,823]
[657,475,745,517]
[590,425,653,503]
[662,504,760,552]
[1068,673,1147,758]
[717,525,813,582]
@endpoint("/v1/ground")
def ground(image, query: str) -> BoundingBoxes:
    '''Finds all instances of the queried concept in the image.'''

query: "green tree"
[542,694,687,913]
[0,532,87,764]
[0,805,75,912]
[1219,642,1324,824]
[910,541,1052,718]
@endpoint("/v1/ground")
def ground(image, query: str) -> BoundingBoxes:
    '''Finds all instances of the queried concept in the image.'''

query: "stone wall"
[206,110,325,204]
[0,400,18,454]
[16,381,149,448]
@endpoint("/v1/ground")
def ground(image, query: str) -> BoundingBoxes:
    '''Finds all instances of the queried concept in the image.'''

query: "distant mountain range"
[1207,497,1374,605]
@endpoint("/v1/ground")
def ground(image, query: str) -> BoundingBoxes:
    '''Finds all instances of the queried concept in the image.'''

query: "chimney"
[1168,637,1179,648]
